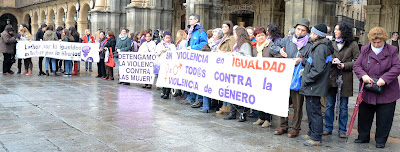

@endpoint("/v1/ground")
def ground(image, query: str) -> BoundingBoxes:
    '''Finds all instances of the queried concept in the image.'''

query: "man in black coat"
[36,24,47,76]
[300,24,333,146]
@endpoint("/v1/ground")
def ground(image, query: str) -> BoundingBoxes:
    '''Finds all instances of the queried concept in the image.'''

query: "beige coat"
[217,35,235,53]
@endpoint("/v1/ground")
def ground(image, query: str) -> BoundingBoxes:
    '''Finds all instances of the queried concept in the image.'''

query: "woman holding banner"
[139,32,157,89]
[115,28,132,85]
[43,25,59,76]
[104,31,116,80]
[18,27,33,75]
[156,31,176,99]
[173,30,188,98]
[224,27,252,121]
[62,29,74,76]
[96,31,107,79]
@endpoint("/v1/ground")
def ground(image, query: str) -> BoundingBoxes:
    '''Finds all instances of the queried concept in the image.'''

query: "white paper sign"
[118,52,157,84]
[16,41,100,62]
[156,50,295,117]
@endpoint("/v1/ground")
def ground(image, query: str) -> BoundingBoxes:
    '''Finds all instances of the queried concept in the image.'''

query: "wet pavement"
[0,58,399,152]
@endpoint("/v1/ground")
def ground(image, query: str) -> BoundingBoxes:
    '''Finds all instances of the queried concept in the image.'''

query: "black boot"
[238,112,247,122]
[223,107,236,120]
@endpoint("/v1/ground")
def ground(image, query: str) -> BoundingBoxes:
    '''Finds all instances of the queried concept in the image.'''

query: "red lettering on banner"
[232,57,286,73]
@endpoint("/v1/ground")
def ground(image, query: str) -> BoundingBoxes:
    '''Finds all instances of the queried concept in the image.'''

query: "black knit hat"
[311,24,327,37]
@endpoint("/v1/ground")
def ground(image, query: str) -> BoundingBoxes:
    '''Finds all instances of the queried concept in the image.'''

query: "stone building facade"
[0,0,399,45]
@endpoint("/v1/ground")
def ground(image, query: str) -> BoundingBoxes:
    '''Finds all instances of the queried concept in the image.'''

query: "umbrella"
[346,82,365,141]
[334,69,343,122]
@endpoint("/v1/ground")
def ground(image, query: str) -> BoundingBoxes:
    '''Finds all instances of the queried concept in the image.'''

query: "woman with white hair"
[209,28,224,52]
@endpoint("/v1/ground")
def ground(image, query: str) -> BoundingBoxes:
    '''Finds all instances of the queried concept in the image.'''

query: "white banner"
[156,50,295,117]
[16,41,100,62]
[118,52,157,84]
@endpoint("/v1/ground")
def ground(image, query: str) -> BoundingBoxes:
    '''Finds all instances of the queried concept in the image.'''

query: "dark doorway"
[0,13,18,33]
[181,14,186,30]
[230,10,254,27]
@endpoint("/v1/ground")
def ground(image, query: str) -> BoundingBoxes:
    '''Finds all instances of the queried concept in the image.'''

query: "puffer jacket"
[43,30,58,41]
[0,25,17,54]
[187,24,208,50]
[300,38,334,97]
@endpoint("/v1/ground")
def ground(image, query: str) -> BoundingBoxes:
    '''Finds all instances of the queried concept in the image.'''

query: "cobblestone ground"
[0,57,399,152]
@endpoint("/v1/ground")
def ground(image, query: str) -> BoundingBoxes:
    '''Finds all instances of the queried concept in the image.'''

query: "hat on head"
[154,30,159,35]
[311,24,327,38]
[163,30,171,37]
[294,18,310,29]
[4,25,14,32]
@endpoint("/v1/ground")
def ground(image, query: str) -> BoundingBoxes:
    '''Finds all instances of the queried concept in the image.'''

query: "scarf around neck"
[209,38,222,50]
[163,41,172,51]
[335,38,344,44]
[119,34,128,40]
[187,23,200,40]
[292,35,309,50]
[256,39,270,57]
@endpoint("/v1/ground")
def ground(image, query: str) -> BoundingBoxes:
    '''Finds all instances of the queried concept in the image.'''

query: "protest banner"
[118,52,158,84]
[156,50,295,117]
[16,41,100,62]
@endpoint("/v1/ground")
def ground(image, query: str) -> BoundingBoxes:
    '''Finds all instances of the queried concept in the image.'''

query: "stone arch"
[56,7,66,28]
[78,3,90,36]
[47,9,55,26]
[0,13,18,33]
[23,13,32,33]
[39,10,46,25]
[31,11,38,36]
[66,5,77,30]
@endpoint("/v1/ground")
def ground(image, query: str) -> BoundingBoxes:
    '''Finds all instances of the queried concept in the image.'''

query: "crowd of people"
[0,13,399,148]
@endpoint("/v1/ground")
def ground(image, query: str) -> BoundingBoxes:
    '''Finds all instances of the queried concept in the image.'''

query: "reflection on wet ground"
[0,65,399,152]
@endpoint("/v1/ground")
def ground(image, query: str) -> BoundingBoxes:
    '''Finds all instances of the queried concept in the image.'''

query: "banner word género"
[118,52,157,84]
[16,41,100,62]
[156,50,295,117]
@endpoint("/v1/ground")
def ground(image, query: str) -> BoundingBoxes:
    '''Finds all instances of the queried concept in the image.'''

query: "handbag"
[105,47,115,67]
[364,56,384,93]
[290,51,303,91]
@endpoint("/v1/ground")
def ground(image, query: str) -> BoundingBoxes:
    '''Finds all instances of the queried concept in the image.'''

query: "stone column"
[77,20,88,37]
[194,1,212,30]
[94,0,106,10]
[209,0,223,29]
[363,5,382,44]
[31,23,38,40]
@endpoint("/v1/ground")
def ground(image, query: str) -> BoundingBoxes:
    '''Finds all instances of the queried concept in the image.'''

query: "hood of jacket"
[313,38,334,54]
[44,30,55,39]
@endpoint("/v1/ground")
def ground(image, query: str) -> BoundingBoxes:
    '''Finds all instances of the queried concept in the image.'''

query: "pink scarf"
[187,23,200,41]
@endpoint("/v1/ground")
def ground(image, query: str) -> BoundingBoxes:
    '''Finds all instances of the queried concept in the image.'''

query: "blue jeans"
[324,94,349,133]
[65,60,72,74]
[186,92,203,102]
[45,57,56,71]
[305,96,323,141]
[202,97,210,110]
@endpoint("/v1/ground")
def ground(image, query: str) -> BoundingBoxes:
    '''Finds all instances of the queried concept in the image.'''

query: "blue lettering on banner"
[185,66,206,78]
[214,72,252,87]
[262,77,273,91]
[176,51,209,63]
[218,87,256,105]
[168,77,199,90]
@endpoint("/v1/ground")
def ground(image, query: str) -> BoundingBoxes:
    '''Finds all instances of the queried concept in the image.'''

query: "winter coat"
[103,36,116,54]
[327,41,360,97]
[138,41,157,53]
[300,38,334,97]
[0,26,17,54]
[35,30,44,41]
[43,30,58,41]
[252,41,274,57]
[115,36,132,57]
[234,43,252,57]
[217,35,235,53]
[82,34,95,43]
[152,36,161,44]
[187,24,208,50]
[155,40,177,64]
[176,40,188,50]
[270,35,313,59]
[353,43,400,105]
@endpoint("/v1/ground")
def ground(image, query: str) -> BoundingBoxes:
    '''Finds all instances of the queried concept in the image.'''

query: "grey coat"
[235,43,252,57]
[300,38,334,97]
[0,27,17,54]
[270,35,313,59]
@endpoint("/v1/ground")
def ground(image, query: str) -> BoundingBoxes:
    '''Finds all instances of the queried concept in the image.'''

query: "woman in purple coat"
[353,27,400,148]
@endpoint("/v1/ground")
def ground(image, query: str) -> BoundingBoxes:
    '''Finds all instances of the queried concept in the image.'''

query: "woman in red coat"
[353,27,400,148]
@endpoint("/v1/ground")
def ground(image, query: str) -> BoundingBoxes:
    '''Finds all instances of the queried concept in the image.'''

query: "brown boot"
[45,70,49,76]
[288,129,299,138]
[26,70,32,75]
[274,128,288,135]
[22,69,28,75]
[223,105,231,113]
[53,71,59,76]
[216,105,226,114]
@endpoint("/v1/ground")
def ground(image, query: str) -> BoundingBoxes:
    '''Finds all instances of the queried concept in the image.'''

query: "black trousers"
[162,88,171,96]
[17,58,23,72]
[38,57,44,72]
[259,112,272,121]
[2,53,13,73]
[305,96,323,141]
[358,101,396,144]
[24,58,33,70]
[97,59,106,77]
